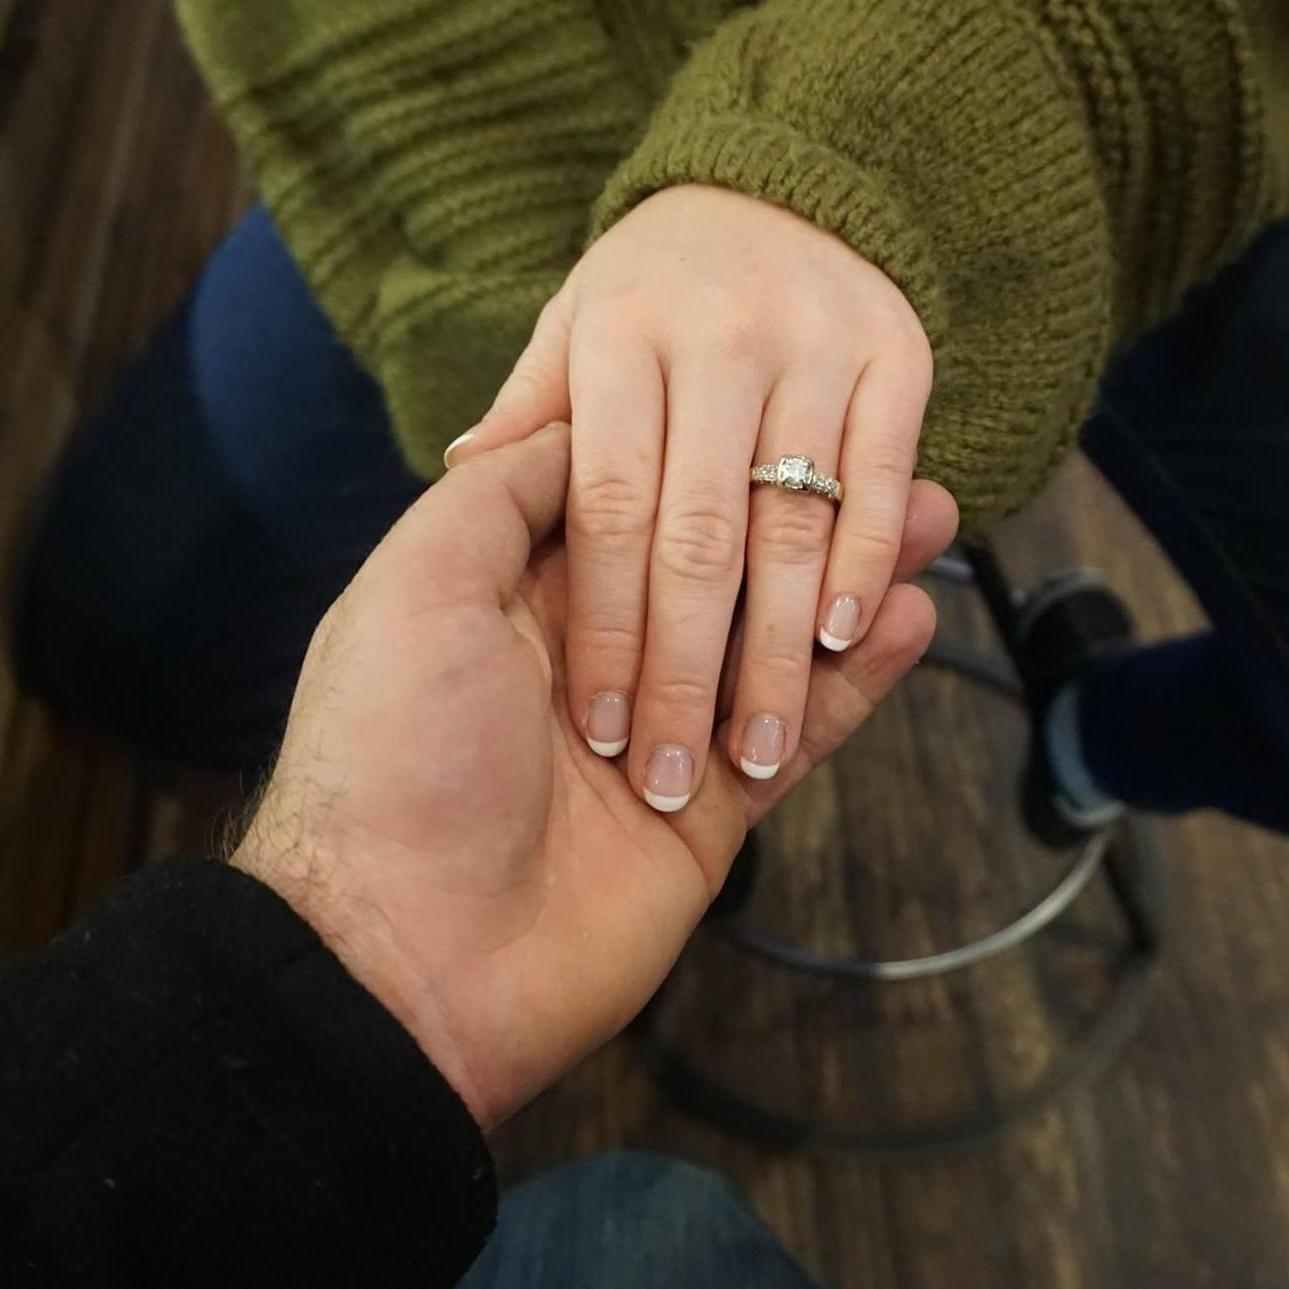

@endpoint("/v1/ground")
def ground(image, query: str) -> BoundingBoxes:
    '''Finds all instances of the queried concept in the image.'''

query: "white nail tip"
[442,430,476,466]
[644,790,691,814]
[587,736,629,758]
[740,758,781,781]
[818,629,852,653]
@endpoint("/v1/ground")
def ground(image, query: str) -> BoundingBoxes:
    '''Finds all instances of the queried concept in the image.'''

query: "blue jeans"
[13,207,1289,830]
[460,1153,817,1288]
[14,206,422,771]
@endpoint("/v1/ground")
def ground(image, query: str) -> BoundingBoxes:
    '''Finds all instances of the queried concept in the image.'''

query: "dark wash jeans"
[1078,221,1289,832]
[15,209,1289,826]
[460,1152,818,1288]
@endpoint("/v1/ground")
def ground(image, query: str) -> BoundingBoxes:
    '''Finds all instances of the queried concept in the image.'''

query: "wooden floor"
[4,3,1289,1285]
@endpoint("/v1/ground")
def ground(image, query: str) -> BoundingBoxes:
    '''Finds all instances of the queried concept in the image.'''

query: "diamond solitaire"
[778,455,813,488]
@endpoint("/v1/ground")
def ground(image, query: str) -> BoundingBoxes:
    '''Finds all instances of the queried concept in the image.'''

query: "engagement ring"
[749,455,843,504]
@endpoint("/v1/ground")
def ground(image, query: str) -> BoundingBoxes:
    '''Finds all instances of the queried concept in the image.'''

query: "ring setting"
[750,455,843,504]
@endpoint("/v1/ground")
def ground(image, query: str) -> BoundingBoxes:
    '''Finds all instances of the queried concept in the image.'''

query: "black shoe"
[1016,570,1133,850]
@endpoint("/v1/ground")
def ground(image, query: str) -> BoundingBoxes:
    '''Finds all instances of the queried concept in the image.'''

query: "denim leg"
[1077,632,1289,828]
[1077,219,1289,830]
[13,205,421,772]
[459,1152,820,1289]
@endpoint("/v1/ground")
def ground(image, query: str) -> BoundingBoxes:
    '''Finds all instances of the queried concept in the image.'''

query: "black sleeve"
[0,858,496,1288]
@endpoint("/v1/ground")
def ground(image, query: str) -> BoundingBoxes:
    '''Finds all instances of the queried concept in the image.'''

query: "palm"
[269,537,743,1129]
[399,538,740,1125]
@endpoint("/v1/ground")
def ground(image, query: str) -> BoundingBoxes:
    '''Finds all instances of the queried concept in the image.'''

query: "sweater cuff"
[583,0,1117,530]
[2,859,495,1287]
[586,0,1275,530]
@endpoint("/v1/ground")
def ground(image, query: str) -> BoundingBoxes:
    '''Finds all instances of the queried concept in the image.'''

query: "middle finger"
[628,352,764,812]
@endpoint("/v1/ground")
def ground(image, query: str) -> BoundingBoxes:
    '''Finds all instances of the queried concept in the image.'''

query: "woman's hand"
[448,185,943,811]
[236,426,952,1129]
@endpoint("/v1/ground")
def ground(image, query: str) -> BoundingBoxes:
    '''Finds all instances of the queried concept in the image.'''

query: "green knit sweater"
[177,0,1289,529]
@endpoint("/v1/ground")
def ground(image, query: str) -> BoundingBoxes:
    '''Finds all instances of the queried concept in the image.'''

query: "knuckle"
[839,522,902,565]
[571,474,656,546]
[582,287,657,338]
[574,614,641,659]
[495,361,551,410]
[694,294,761,360]
[646,672,714,714]
[655,503,744,583]
[858,435,917,483]
[745,631,811,680]
[786,295,837,346]
[751,502,834,567]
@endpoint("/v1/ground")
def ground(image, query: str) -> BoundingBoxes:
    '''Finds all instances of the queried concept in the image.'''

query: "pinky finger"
[739,582,937,825]
[816,357,931,651]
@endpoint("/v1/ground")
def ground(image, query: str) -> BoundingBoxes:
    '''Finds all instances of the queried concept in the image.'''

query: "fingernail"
[443,430,476,469]
[644,745,694,813]
[586,691,630,757]
[740,713,785,780]
[819,594,861,652]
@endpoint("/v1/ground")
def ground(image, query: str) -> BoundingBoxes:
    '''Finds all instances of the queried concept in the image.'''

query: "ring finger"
[728,366,851,780]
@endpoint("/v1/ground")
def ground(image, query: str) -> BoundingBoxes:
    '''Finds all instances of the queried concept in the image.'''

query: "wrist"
[231,796,494,1128]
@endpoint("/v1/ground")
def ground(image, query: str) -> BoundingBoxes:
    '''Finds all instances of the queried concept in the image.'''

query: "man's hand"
[235,424,954,1129]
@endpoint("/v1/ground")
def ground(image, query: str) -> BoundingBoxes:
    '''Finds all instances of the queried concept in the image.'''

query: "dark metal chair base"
[639,541,1169,1155]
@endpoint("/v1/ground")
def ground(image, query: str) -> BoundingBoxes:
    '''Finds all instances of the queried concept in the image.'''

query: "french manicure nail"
[442,430,476,469]
[644,745,694,813]
[819,594,861,652]
[586,691,630,757]
[740,713,785,780]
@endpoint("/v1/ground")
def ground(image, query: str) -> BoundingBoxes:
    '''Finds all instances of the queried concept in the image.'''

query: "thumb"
[444,289,574,469]
[391,422,572,600]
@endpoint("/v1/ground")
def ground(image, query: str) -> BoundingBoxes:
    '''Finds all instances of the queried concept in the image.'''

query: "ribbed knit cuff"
[589,114,948,349]
[585,0,1115,528]
[585,0,1276,529]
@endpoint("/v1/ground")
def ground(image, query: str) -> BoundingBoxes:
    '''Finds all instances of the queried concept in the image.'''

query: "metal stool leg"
[639,539,1168,1154]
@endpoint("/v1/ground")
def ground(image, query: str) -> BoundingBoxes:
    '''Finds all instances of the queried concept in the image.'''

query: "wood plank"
[0,0,244,955]
[4,3,1289,1286]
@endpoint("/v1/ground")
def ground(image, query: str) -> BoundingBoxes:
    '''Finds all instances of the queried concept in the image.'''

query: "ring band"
[750,455,844,505]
